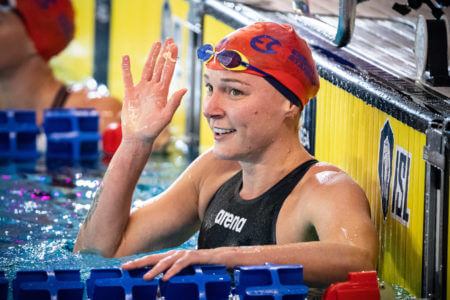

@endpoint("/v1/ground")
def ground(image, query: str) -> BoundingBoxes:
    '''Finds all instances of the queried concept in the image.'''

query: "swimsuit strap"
[51,85,70,108]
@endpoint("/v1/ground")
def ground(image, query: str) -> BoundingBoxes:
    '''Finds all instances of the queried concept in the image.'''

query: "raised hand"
[121,38,187,145]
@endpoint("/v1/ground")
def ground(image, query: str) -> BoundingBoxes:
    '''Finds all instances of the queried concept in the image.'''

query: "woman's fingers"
[122,249,215,282]
[152,38,174,83]
[122,252,171,270]
[160,44,178,88]
[120,39,185,140]
[141,42,162,82]
[121,55,134,98]
[161,253,193,280]
[143,251,183,280]
[164,88,187,119]
[160,250,211,281]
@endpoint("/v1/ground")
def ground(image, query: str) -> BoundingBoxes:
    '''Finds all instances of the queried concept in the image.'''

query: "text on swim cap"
[288,49,316,86]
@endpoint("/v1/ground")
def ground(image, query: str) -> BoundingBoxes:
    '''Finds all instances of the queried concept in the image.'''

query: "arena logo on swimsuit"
[378,119,411,227]
[214,209,247,233]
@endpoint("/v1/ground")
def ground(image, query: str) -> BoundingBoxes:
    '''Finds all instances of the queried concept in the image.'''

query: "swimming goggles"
[197,44,302,107]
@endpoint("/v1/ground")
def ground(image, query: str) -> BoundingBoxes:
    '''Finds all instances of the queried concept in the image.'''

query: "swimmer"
[0,0,121,132]
[73,22,378,286]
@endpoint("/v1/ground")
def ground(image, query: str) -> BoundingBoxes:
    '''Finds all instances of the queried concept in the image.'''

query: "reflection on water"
[0,153,196,298]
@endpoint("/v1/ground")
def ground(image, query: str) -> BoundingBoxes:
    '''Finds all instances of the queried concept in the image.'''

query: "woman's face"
[0,10,36,73]
[202,68,293,162]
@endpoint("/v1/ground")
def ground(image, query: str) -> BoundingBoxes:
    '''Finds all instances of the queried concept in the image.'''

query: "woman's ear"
[285,102,300,118]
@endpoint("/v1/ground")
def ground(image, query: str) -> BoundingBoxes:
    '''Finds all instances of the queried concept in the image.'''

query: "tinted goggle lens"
[197,44,243,69]
[218,51,242,68]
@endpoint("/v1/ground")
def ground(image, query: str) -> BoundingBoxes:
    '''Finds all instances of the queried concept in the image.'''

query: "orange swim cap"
[14,0,75,61]
[206,22,319,108]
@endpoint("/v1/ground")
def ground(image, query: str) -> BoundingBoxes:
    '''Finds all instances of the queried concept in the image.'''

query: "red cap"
[14,0,75,61]
[206,22,319,108]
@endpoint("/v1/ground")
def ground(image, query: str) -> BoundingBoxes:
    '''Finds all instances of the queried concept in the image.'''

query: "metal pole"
[185,0,205,160]
[423,126,447,299]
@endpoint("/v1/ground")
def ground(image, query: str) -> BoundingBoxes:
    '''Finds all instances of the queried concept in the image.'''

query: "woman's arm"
[73,39,189,257]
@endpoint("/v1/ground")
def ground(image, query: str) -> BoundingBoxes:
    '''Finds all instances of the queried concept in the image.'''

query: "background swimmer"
[0,0,122,132]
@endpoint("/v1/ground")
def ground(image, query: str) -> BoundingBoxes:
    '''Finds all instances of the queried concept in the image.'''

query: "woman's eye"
[205,83,213,93]
[230,88,243,97]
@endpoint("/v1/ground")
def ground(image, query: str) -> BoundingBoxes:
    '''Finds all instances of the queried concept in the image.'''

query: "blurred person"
[0,0,121,133]
[74,22,378,286]
[0,0,174,150]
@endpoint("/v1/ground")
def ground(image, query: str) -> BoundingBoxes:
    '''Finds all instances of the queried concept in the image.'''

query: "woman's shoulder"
[66,79,122,111]
[297,160,367,207]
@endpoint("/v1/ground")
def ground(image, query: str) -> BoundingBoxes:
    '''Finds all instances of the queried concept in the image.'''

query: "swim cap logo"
[34,0,56,9]
[250,35,281,54]
[288,49,316,86]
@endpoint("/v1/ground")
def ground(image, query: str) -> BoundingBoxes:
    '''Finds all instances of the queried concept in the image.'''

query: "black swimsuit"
[197,159,318,249]
[51,85,70,108]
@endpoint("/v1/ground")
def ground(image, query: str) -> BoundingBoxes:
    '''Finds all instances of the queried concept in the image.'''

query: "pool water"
[0,152,196,298]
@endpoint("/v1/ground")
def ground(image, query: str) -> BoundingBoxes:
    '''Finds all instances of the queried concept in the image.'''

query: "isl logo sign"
[377,119,411,227]
[378,119,394,220]
[391,146,411,227]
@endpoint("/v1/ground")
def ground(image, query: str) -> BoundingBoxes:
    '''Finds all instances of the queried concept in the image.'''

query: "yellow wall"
[315,78,426,296]
[108,0,163,100]
[167,0,190,137]
[50,0,95,83]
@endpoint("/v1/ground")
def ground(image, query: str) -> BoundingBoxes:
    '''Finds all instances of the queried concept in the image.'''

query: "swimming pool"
[0,152,196,298]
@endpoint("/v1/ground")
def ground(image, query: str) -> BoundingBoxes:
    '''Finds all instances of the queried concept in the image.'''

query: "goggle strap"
[263,76,302,108]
